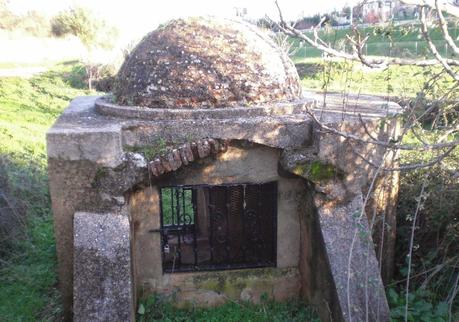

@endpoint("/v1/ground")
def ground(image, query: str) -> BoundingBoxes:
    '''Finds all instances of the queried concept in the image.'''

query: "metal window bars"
[154,182,277,273]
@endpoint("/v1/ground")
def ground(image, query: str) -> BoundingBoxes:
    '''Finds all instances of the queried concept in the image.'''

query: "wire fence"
[294,39,459,60]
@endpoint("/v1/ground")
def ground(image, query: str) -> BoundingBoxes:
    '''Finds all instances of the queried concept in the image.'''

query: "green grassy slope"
[0,63,89,320]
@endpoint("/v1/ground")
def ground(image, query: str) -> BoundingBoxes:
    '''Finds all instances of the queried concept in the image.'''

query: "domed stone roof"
[113,17,302,109]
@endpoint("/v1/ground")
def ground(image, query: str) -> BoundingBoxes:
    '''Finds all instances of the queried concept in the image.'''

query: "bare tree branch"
[353,145,456,171]
[308,106,459,151]
[274,0,459,68]
[405,177,427,322]
[435,0,459,56]
[420,6,459,81]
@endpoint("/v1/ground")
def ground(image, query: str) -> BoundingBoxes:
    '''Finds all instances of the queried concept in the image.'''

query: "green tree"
[51,7,119,89]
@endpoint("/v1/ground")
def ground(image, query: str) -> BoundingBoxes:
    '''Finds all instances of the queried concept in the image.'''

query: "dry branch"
[274,0,459,69]
[435,0,459,56]
[419,6,459,81]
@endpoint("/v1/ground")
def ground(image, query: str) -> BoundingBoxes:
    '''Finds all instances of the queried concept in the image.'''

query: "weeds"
[388,288,450,322]
[137,294,320,322]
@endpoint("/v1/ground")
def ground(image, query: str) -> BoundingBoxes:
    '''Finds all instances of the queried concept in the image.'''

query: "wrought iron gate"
[156,182,277,273]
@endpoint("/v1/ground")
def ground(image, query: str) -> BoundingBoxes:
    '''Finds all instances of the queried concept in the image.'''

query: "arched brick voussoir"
[149,138,229,177]
[91,139,229,199]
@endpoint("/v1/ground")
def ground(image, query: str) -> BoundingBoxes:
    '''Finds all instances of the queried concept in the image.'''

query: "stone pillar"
[47,96,125,319]
[129,187,162,295]
[73,211,134,322]
[313,183,390,322]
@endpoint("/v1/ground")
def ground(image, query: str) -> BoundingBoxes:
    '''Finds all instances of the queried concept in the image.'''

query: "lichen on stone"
[113,16,302,109]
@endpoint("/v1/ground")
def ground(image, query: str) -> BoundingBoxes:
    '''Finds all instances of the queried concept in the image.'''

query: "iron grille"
[155,182,277,273]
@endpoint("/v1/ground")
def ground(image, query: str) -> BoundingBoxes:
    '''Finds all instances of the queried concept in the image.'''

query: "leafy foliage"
[50,7,118,50]
[0,1,50,37]
[388,288,450,322]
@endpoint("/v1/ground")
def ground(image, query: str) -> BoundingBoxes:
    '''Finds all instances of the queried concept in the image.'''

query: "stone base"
[74,211,134,322]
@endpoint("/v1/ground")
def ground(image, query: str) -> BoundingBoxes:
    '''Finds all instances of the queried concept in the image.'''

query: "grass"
[295,57,456,97]
[137,295,320,322]
[0,62,90,320]
[293,23,459,59]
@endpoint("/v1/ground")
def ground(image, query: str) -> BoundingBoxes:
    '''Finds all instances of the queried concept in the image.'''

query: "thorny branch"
[307,106,459,151]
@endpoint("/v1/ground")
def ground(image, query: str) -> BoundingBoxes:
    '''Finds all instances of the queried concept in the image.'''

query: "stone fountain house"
[47,17,400,322]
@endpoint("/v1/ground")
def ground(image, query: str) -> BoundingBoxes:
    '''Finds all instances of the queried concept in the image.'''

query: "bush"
[50,7,118,50]
[394,165,459,314]
[389,288,451,322]
[62,62,116,91]
[0,2,50,37]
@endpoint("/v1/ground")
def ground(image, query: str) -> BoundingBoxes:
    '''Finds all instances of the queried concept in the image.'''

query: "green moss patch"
[293,161,339,182]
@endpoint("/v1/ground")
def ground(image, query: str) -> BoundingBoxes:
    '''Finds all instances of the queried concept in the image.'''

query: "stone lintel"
[74,211,134,322]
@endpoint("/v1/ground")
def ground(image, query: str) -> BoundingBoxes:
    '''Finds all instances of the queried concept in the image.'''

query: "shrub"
[0,1,50,37]
[50,7,118,50]
[389,288,451,322]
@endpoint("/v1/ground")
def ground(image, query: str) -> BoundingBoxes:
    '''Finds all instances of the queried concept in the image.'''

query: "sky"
[8,0,358,37]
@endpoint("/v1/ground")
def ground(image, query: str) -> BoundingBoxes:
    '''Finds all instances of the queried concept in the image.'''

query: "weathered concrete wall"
[47,96,314,318]
[130,144,304,304]
[365,148,400,284]
[155,267,301,307]
[48,159,102,319]
[48,94,399,321]
[129,186,161,293]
